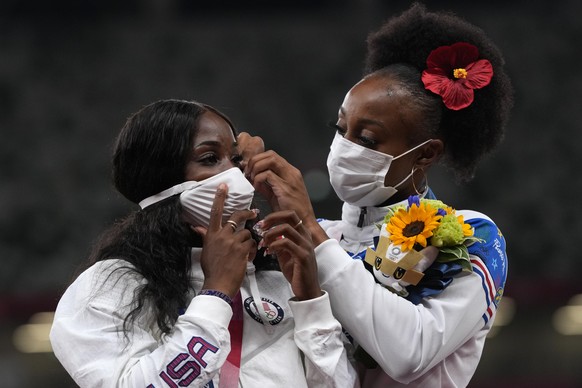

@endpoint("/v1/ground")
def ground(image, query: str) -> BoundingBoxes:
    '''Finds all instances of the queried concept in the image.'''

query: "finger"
[261,210,302,234]
[227,209,257,231]
[192,226,208,239]
[246,150,282,180]
[247,239,258,262]
[252,152,300,183]
[251,170,287,206]
[234,228,253,242]
[238,133,265,171]
[230,236,256,264]
[262,223,303,248]
[268,235,304,260]
[237,133,265,153]
[209,183,228,232]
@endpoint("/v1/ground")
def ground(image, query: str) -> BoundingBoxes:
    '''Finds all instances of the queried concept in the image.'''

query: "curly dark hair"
[365,3,514,181]
[86,99,237,336]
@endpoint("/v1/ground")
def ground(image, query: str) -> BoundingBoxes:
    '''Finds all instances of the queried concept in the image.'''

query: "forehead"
[344,76,411,113]
[341,75,419,135]
[193,110,236,145]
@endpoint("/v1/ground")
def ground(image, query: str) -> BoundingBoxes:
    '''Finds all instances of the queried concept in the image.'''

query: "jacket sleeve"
[49,261,232,388]
[314,239,488,384]
[289,291,360,388]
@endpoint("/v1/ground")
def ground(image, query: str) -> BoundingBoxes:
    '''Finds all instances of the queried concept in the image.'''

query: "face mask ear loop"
[391,139,433,193]
[412,167,428,196]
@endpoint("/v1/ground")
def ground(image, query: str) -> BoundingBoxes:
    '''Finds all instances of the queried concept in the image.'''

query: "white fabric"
[50,249,359,387]
[139,167,255,228]
[326,132,431,207]
[316,205,496,387]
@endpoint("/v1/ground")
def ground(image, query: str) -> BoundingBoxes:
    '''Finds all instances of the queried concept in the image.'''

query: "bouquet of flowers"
[364,195,481,296]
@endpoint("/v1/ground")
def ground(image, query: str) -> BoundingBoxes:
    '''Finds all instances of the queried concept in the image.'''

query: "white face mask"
[139,167,255,227]
[326,132,432,207]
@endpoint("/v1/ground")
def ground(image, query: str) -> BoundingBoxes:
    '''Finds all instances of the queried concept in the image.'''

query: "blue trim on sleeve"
[467,217,508,308]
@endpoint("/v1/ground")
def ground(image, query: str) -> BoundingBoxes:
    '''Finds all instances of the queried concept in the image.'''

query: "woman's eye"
[231,154,243,165]
[326,121,376,148]
[327,121,346,136]
[358,135,376,148]
[199,153,219,165]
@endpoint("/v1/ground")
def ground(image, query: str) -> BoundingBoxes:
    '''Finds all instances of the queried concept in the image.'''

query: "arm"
[51,185,257,387]
[289,293,359,388]
[315,239,487,383]
[260,211,359,387]
[245,150,330,246]
[50,261,232,387]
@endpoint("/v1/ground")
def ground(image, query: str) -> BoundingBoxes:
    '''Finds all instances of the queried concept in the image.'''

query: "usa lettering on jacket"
[147,336,218,388]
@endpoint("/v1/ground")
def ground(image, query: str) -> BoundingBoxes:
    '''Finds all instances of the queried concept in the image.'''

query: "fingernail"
[253,220,265,236]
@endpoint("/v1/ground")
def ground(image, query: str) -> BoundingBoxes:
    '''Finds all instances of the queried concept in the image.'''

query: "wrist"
[201,280,238,299]
[198,289,233,306]
[294,288,324,301]
[305,219,329,246]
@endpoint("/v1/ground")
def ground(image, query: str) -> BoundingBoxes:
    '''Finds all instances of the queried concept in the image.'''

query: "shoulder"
[60,259,144,312]
[84,259,143,291]
[458,210,507,269]
[458,209,508,322]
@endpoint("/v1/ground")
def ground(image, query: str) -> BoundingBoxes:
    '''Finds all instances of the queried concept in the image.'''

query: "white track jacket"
[50,247,358,387]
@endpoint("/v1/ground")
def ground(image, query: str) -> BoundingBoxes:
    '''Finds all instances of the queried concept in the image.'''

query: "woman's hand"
[193,183,257,298]
[237,132,264,171]
[259,210,322,301]
[245,150,329,245]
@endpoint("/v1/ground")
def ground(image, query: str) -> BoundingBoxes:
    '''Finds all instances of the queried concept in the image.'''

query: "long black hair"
[86,99,236,336]
[365,3,514,181]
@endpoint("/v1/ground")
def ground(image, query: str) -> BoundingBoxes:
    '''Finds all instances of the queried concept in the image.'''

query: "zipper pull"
[357,207,367,228]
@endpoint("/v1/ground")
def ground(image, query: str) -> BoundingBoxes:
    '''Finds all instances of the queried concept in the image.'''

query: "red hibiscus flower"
[421,42,493,110]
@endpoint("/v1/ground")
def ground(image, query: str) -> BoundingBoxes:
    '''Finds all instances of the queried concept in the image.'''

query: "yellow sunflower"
[457,215,474,237]
[386,202,442,251]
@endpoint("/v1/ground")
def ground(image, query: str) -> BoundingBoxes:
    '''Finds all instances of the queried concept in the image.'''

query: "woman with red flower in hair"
[243,3,514,387]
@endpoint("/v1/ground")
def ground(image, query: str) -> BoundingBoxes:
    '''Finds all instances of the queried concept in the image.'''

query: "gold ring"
[293,219,303,229]
[226,220,238,231]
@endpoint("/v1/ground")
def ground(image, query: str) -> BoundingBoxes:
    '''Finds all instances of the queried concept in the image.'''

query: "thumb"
[247,240,258,262]
[192,226,208,239]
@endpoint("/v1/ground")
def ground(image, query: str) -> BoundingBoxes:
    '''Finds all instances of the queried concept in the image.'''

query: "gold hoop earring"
[411,168,428,196]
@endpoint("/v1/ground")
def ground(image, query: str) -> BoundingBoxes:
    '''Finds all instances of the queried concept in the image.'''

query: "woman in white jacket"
[49,99,357,387]
[245,4,513,387]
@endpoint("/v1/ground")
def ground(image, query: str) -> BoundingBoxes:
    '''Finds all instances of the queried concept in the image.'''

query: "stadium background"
[1,0,581,386]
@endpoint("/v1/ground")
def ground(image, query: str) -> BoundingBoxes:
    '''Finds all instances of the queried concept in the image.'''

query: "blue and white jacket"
[316,190,508,387]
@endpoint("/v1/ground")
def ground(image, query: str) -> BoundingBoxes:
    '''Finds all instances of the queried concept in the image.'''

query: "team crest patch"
[243,296,284,325]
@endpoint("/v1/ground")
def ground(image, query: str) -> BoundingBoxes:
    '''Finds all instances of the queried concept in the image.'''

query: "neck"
[377,190,414,207]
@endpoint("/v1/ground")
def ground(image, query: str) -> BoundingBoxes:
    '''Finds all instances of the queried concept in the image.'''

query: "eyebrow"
[194,140,238,149]
[194,140,223,149]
